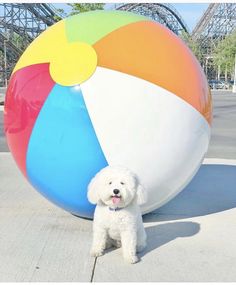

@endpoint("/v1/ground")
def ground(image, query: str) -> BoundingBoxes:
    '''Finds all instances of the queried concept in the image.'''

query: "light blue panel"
[26,84,108,218]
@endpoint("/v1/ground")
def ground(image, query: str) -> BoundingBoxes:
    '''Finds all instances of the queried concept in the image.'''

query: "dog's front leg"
[90,227,108,257]
[120,230,139,264]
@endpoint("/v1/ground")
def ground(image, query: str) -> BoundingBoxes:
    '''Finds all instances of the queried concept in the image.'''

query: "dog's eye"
[120,182,125,185]
[109,181,112,185]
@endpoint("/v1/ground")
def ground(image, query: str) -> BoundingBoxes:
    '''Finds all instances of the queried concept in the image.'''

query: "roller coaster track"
[0,3,64,86]
[0,32,21,78]
[23,3,62,27]
[0,2,190,86]
[192,3,236,54]
[1,3,236,85]
[115,3,189,35]
[192,3,236,79]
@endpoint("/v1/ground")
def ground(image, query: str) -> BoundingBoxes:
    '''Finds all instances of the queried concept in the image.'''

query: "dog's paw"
[90,249,104,257]
[124,254,139,264]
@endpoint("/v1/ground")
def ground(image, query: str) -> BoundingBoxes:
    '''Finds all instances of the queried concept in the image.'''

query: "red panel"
[4,64,55,177]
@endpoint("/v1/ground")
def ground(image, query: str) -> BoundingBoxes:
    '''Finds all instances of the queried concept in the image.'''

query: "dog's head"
[87,166,147,208]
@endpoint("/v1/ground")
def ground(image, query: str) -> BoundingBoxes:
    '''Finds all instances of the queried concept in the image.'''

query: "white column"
[233,53,236,93]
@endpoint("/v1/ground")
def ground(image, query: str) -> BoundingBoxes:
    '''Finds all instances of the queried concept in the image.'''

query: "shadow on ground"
[143,164,236,222]
[140,221,200,258]
[104,221,200,259]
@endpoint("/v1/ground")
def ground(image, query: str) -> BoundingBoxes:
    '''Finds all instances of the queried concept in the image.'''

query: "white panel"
[81,67,211,214]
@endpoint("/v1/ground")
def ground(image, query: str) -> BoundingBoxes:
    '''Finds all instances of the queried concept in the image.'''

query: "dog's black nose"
[113,189,120,195]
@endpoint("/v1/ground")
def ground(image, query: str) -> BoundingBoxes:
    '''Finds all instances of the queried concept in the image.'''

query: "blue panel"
[26,84,108,218]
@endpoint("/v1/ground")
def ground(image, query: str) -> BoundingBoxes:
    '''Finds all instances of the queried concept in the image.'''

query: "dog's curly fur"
[87,166,147,264]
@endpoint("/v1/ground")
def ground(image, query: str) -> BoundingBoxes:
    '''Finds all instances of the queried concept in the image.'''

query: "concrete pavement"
[88,158,236,282]
[1,153,236,281]
[206,91,236,159]
[0,90,236,281]
[0,153,95,282]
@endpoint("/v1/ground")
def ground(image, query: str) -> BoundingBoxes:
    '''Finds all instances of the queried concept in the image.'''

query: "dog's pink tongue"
[112,197,121,205]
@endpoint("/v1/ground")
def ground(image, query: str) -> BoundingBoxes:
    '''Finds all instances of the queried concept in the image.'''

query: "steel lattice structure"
[0,3,63,86]
[115,3,189,35]
[1,3,236,85]
[192,3,236,46]
[192,3,236,79]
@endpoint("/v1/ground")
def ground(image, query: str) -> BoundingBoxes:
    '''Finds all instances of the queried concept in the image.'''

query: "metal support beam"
[0,3,63,86]
[115,3,189,35]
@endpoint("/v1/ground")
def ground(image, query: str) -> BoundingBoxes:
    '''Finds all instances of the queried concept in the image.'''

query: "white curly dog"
[87,166,147,264]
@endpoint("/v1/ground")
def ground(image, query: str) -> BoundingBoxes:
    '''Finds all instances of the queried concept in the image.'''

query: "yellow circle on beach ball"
[49,42,97,86]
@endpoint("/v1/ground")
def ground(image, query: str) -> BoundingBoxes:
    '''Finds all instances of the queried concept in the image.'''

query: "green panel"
[65,10,148,45]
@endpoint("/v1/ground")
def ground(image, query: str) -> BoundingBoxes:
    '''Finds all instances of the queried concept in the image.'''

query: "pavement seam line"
[28,213,59,282]
[90,257,97,282]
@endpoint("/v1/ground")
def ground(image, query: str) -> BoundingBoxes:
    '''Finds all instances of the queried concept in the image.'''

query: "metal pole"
[233,53,236,93]
[3,39,8,88]
[205,57,208,78]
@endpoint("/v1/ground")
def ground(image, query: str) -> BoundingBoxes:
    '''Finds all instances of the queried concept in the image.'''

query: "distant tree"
[213,31,236,81]
[53,8,64,21]
[68,3,105,15]
[179,31,204,64]
[11,33,26,50]
[56,8,65,14]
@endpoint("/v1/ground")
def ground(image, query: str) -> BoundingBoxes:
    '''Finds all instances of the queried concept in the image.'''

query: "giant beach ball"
[4,11,212,218]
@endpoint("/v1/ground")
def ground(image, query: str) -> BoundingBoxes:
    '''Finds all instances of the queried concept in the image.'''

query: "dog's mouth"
[111,195,121,205]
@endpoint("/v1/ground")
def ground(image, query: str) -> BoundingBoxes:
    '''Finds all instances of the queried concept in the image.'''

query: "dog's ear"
[87,175,100,204]
[136,183,147,205]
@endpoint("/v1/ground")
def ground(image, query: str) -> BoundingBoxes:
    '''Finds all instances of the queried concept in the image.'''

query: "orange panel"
[94,21,212,125]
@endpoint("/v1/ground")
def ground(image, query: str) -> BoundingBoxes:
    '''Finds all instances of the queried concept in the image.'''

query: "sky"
[171,3,209,32]
[53,3,209,32]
